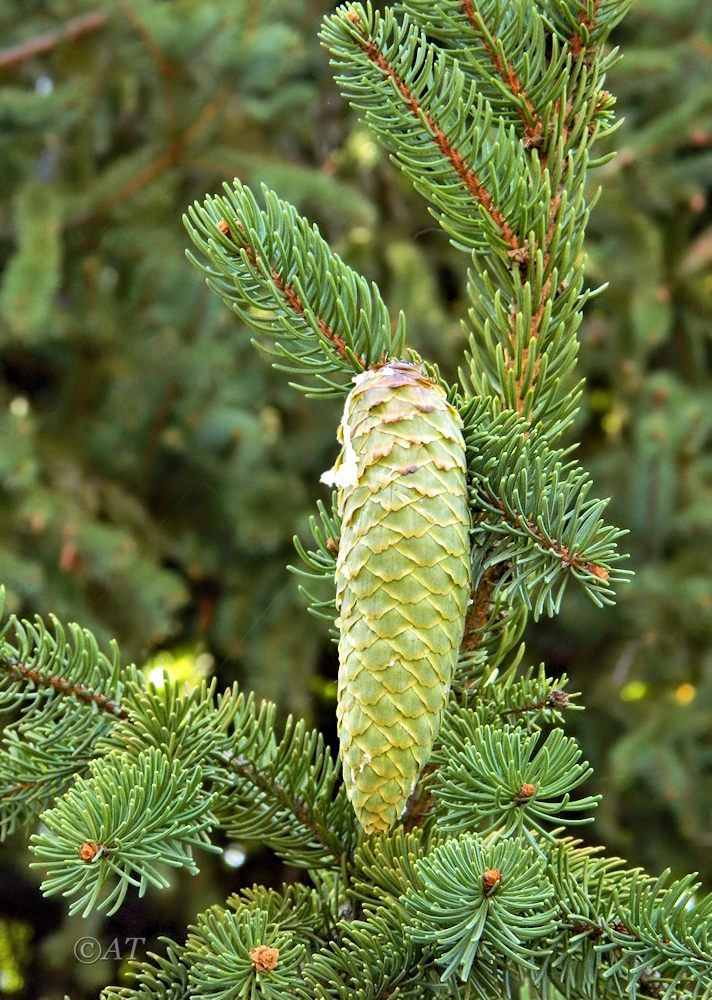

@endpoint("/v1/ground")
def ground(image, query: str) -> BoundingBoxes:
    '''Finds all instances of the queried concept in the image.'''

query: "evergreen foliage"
[461,397,630,617]
[184,181,406,395]
[1,1,710,998]
[431,724,599,838]
[0,0,363,714]
[31,748,219,917]
[554,0,712,881]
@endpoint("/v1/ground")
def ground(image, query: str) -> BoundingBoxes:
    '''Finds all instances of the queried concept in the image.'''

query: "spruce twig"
[0,11,107,69]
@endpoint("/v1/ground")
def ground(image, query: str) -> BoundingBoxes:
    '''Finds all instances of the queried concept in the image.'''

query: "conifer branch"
[397,3,624,435]
[107,682,357,868]
[115,0,175,79]
[0,10,107,70]
[185,179,405,395]
[0,598,127,716]
[216,218,364,370]
[0,598,132,836]
[460,569,500,654]
[185,904,309,996]
[100,937,189,1000]
[570,0,602,57]
[0,710,113,839]
[432,724,599,838]
[224,719,356,867]
[344,9,520,251]
[322,5,527,255]
[300,911,430,998]
[541,0,633,66]
[403,834,558,981]
[462,147,591,432]
[544,841,712,998]
[401,1,569,150]
[506,192,568,412]
[224,754,347,865]
[460,0,544,147]
[30,749,219,917]
[326,4,599,436]
[7,5,707,998]
[491,499,611,582]
[0,603,354,868]
[450,663,578,728]
[462,399,629,616]
[1,655,128,718]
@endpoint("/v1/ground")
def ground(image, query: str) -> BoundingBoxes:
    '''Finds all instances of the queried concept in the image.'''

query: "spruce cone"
[322,361,470,833]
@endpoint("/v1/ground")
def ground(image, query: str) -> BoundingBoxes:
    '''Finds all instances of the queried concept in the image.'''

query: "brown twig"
[493,503,610,581]
[460,567,499,654]
[462,1,543,148]
[141,378,181,475]
[570,0,602,57]
[503,689,570,718]
[69,1,186,226]
[401,781,435,832]
[0,11,107,70]
[506,173,566,411]
[117,0,183,179]
[228,756,346,861]
[346,12,521,254]
[456,2,561,410]
[1,657,128,718]
[218,219,366,369]
[115,0,175,79]
[507,275,553,414]
[4,780,42,798]
[72,92,206,224]
[182,87,231,146]
[93,149,175,216]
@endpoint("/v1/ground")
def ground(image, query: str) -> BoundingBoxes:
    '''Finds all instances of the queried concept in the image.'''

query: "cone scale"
[322,361,470,834]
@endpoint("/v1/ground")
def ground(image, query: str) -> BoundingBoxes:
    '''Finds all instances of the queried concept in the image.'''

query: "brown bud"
[250,945,279,972]
[690,128,711,147]
[326,536,340,555]
[547,689,569,709]
[572,920,603,939]
[640,968,663,998]
[516,783,537,802]
[689,191,706,214]
[216,218,231,237]
[590,563,610,581]
[78,841,102,862]
[28,512,46,534]
[610,918,633,937]
[482,868,503,893]
[507,244,530,268]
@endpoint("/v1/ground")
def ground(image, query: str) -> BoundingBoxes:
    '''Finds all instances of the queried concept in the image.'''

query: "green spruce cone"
[322,361,471,833]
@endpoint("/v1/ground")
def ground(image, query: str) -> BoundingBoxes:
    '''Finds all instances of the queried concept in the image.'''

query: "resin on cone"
[322,361,470,833]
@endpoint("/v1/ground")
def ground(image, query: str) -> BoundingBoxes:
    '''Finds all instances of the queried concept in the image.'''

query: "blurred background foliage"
[0,0,710,996]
